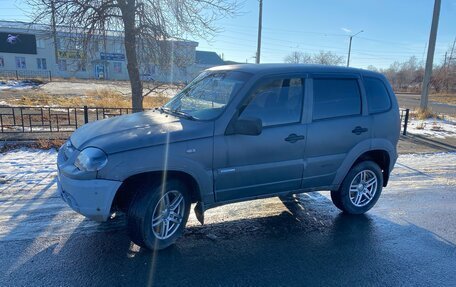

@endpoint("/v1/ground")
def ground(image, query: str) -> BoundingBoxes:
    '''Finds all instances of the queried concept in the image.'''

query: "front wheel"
[127,179,191,250]
[331,161,383,214]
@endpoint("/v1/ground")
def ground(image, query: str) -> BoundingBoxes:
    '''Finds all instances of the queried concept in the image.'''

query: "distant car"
[57,64,400,250]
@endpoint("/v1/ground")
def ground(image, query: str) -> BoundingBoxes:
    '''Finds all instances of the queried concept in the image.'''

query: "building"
[195,51,225,68]
[186,50,226,79]
[0,21,222,83]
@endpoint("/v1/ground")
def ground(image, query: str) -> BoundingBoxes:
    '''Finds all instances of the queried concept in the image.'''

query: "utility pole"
[449,37,456,68]
[420,0,441,110]
[51,0,59,64]
[346,30,363,67]
[443,51,448,91]
[255,0,262,64]
[444,38,455,92]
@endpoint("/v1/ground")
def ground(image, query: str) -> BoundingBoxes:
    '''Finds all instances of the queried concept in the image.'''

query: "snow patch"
[407,117,456,138]
[0,148,124,242]
[389,152,456,192]
[0,80,42,90]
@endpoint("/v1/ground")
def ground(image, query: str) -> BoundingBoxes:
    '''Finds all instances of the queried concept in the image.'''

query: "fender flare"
[331,139,397,187]
[110,156,214,205]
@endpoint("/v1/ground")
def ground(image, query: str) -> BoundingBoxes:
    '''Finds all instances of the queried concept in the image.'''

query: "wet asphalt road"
[1,152,456,287]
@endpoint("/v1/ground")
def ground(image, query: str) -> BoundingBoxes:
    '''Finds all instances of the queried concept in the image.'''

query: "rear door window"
[312,78,361,120]
[364,77,392,114]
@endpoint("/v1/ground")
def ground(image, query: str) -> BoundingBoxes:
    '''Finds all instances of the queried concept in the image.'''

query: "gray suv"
[57,64,400,250]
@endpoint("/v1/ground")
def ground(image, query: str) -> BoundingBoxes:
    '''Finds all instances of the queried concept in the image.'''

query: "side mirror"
[228,117,262,136]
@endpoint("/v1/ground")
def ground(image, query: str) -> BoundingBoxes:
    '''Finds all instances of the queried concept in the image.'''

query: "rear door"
[303,74,371,188]
[213,75,307,201]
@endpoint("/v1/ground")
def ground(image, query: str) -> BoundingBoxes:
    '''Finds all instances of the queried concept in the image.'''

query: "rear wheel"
[331,161,383,214]
[127,179,191,250]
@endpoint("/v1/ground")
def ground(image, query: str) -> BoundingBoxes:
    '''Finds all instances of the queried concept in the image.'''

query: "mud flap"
[194,201,205,225]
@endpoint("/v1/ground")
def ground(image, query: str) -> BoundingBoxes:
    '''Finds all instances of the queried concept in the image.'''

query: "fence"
[0,105,411,136]
[0,69,52,81]
[400,108,410,136]
[0,106,135,133]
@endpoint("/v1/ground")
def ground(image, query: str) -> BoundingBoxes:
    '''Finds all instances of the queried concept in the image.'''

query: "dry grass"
[429,93,456,105]
[430,122,443,131]
[415,122,425,130]
[11,88,168,109]
[0,139,65,153]
[36,138,66,149]
[413,108,438,120]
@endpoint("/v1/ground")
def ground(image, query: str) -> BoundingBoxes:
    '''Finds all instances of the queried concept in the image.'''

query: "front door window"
[240,78,304,126]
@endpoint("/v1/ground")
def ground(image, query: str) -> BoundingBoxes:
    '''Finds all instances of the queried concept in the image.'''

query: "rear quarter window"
[313,78,361,120]
[364,77,392,114]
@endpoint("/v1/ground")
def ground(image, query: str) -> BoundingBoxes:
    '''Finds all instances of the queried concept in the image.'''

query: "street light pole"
[347,30,363,67]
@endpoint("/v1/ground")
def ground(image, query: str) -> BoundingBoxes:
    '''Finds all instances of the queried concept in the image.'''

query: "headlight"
[74,147,108,172]
[63,140,75,160]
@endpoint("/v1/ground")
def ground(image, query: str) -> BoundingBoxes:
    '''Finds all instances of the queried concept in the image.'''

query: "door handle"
[352,126,368,135]
[284,133,305,143]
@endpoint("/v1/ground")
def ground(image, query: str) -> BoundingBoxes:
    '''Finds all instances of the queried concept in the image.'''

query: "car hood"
[70,110,214,154]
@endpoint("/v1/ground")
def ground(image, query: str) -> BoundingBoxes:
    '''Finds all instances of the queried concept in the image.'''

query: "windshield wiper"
[159,107,197,120]
[170,109,197,120]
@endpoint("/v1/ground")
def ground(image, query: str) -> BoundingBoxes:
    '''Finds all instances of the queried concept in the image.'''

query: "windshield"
[163,70,251,120]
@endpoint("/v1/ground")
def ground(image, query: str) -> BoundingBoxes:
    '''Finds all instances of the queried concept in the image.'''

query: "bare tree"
[354,52,455,94]
[366,65,378,72]
[283,51,311,64]
[27,0,240,112]
[312,50,344,65]
[284,50,343,66]
[379,57,425,92]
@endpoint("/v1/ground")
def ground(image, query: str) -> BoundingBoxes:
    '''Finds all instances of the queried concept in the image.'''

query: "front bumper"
[58,171,122,222]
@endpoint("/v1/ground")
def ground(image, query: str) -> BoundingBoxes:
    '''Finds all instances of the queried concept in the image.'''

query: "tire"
[127,178,191,250]
[331,161,383,214]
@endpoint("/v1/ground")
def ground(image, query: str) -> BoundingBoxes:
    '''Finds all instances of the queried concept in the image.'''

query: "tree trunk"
[120,0,143,112]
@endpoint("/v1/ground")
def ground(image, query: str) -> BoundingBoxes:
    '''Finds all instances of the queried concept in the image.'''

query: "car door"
[213,75,307,202]
[303,74,371,188]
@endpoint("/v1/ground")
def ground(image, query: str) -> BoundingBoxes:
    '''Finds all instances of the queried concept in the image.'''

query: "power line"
[222,23,433,49]
[218,26,429,54]
[214,33,436,59]
[222,23,348,37]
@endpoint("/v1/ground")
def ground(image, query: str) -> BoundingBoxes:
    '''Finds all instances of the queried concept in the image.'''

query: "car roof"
[207,63,380,77]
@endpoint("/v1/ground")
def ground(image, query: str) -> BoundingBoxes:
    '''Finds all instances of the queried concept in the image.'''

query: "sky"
[0,0,455,69]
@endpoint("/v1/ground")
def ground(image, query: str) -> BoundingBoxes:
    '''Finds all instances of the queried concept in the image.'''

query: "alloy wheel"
[151,190,185,240]
[349,170,378,207]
